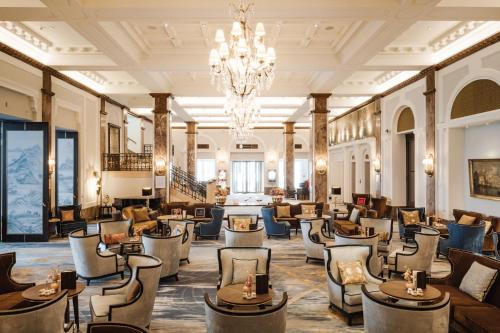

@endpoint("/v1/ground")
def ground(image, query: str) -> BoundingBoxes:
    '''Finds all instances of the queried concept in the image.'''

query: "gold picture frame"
[468,159,500,201]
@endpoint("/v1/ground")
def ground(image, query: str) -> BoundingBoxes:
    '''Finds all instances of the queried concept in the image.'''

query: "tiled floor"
[0,221,451,332]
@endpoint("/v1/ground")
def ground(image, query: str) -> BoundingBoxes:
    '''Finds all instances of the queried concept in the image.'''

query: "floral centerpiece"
[215,186,228,205]
[271,187,285,203]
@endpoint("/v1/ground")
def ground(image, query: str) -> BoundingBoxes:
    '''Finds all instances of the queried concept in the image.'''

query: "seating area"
[0,1,499,332]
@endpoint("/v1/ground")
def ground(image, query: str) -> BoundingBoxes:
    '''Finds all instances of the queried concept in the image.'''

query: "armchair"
[362,285,450,333]
[90,254,162,328]
[332,204,367,236]
[166,220,195,263]
[261,207,291,239]
[86,322,149,333]
[0,252,35,310]
[437,221,485,257]
[300,219,334,262]
[97,219,133,253]
[334,233,384,276]
[224,227,264,247]
[142,233,182,280]
[388,226,440,278]
[397,207,425,242]
[494,232,500,260]
[69,229,125,285]
[122,206,158,235]
[324,245,384,326]
[360,218,393,260]
[194,207,224,240]
[370,196,389,218]
[217,247,271,289]
[55,204,87,237]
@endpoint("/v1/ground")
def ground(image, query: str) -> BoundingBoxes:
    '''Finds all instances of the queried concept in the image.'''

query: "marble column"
[283,122,295,191]
[122,108,128,153]
[140,118,145,152]
[424,68,436,215]
[99,97,107,156]
[310,93,331,203]
[186,121,197,177]
[41,69,55,214]
[150,93,172,202]
[373,98,382,197]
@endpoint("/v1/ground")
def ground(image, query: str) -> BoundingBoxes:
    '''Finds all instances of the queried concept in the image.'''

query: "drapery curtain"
[231,161,263,193]
[196,159,216,181]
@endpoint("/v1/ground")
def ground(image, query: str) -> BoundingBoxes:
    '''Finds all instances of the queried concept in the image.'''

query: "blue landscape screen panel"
[57,137,75,206]
[6,131,44,234]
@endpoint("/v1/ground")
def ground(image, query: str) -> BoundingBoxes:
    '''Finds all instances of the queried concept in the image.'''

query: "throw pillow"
[232,258,258,284]
[310,233,320,243]
[126,280,141,302]
[458,214,476,225]
[379,231,390,242]
[61,210,74,222]
[459,261,498,302]
[133,208,150,223]
[337,260,367,285]
[277,205,291,218]
[301,204,316,215]
[104,232,127,245]
[233,218,251,231]
[401,210,420,225]
[483,220,492,235]
[349,208,360,223]
[356,197,367,205]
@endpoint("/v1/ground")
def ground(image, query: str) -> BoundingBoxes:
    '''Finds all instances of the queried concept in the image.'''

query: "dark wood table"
[119,236,142,255]
[22,282,85,330]
[379,280,441,302]
[217,283,275,307]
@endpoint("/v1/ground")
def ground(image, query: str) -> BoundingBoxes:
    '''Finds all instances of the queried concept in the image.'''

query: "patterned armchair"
[397,207,425,242]
[261,207,291,239]
[194,208,224,240]
[437,222,485,257]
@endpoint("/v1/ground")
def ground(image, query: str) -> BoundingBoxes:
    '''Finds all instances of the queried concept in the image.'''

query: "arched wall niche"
[450,79,500,120]
[397,107,415,133]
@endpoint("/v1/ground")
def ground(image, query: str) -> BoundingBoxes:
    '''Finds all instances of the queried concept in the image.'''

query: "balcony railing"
[102,153,152,171]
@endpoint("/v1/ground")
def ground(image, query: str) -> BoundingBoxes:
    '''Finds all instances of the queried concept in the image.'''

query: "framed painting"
[468,159,500,201]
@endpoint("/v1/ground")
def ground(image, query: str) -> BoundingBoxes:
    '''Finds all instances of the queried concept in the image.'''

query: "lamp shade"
[331,187,341,195]
[142,187,152,196]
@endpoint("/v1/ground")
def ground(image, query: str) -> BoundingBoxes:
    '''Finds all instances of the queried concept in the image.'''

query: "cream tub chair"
[142,232,182,280]
[300,219,334,262]
[334,232,384,276]
[224,226,264,247]
[217,247,271,289]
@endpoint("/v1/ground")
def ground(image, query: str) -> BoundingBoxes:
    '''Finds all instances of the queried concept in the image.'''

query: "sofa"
[122,206,158,235]
[162,202,214,222]
[332,204,368,235]
[430,248,500,333]
[452,209,500,253]
[269,202,324,234]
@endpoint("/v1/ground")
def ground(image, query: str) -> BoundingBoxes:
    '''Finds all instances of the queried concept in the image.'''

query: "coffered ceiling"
[0,0,499,126]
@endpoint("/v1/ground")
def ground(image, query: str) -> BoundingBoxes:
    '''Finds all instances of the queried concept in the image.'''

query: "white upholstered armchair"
[359,217,393,260]
[224,226,264,247]
[166,220,195,264]
[388,226,440,278]
[300,219,334,262]
[217,247,271,289]
[142,233,182,280]
[334,233,384,276]
[324,245,384,326]
[90,254,162,328]
[97,219,132,253]
[69,229,125,285]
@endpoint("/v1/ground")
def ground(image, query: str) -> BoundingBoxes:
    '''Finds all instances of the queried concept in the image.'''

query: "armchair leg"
[306,257,309,263]
[187,258,190,264]
[175,274,179,281]
[120,272,124,279]
[86,279,90,286]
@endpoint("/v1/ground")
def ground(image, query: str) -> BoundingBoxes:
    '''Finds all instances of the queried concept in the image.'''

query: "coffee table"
[379,280,441,303]
[119,236,143,255]
[22,282,85,330]
[217,283,275,307]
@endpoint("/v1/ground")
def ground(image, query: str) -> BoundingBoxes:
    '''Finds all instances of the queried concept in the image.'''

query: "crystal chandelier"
[209,1,276,140]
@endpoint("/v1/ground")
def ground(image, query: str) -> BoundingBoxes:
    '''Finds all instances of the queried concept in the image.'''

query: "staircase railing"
[102,153,152,171]
[170,165,207,202]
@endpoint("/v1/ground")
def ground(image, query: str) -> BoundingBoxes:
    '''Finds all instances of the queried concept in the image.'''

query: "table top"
[158,214,194,221]
[48,218,61,223]
[379,280,441,302]
[217,283,275,306]
[330,210,349,215]
[295,214,331,220]
[22,282,85,302]
[119,236,142,245]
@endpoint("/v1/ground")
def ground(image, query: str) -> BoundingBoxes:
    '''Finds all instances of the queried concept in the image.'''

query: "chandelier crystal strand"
[209,1,276,141]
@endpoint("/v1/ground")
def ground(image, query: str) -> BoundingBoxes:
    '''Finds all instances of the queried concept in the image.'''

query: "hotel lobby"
[0,1,499,332]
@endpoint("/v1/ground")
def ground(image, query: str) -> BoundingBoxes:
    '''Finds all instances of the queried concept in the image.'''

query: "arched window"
[451,79,500,119]
[397,107,415,133]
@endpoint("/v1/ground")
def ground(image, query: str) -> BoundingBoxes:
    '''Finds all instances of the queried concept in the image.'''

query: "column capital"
[149,93,172,98]
[185,121,198,135]
[150,93,172,114]
[283,122,295,134]
[309,93,331,113]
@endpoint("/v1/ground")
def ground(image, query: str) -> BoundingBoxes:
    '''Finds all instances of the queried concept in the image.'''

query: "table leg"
[64,299,70,323]
[72,296,79,330]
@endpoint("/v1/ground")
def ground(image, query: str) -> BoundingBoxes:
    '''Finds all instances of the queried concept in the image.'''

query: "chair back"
[362,285,450,333]
[0,290,68,333]
[217,247,271,288]
[69,230,103,277]
[142,233,182,278]
[370,197,388,218]
[444,222,485,254]
[227,214,259,230]
[208,208,224,231]
[494,232,500,260]
[98,219,132,238]
[86,322,150,333]
[261,207,288,235]
[167,220,195,261]
[204,292,287,333]
[0,252,34,294]
[412,226,440,272]
[300,220,329,260]
[334,233,382,275]
[360,218,393,243]
[324,245,372,283]
[224,227,264,247]
[396,207,425,235]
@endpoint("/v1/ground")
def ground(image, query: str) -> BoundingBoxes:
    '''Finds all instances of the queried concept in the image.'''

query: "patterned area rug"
[0,222,450,332]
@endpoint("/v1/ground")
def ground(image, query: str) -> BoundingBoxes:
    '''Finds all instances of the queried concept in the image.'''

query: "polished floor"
[0,222,451,332]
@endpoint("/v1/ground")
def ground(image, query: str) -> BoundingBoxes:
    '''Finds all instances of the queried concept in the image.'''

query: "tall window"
[56,131,78,207]
[294,159,310,188]
[196,159,216,181]
[231,161,263,193]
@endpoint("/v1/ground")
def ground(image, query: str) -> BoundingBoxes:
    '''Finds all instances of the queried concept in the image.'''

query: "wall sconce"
[268,169,277,182]
[316,158,327,175]
[155,158,167,176]
[373,158,381,173]
[48,159,55,175]
[423,154,434,176]
[93,171,102,196]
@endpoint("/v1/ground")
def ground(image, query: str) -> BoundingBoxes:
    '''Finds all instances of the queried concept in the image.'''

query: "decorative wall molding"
[430,21,486,52]
[0,21,52,52]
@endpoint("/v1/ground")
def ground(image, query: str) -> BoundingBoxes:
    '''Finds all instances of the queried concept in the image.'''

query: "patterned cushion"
[233,218,251,231]
[337,260,367,285]
[277,205,291,218]
[310,233,320,243]
[401,210,420,225]
[103,232,127,245]
[458,214,477,225]
[301,204,316,215]
[132,208,150,223]
[232,258,258,284]
[459,261,498,302]
[61,210,74,222]
[173,224,185,235]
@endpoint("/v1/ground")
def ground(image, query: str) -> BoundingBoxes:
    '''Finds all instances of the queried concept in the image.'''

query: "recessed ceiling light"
[325,26,334,31]
[314,23,319,28]
[40,25,55,31]
[148,25,157,30]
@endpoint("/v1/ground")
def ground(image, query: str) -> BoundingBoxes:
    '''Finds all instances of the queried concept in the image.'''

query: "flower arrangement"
[270,187,284,196]
[215,186,229,197]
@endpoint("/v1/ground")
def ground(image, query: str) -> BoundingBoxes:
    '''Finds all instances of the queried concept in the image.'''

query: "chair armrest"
[103,280,129,295]
[402,244,417,252]
[149,210,158,220]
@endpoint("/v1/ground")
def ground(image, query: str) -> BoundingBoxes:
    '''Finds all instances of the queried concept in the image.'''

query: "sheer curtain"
[294,159,310,188]
[196,159,216,181]
[231,161,263,193]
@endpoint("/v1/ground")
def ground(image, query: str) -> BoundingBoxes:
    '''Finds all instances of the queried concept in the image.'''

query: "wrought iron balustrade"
[102,153,152,171]
[170,165,207,202]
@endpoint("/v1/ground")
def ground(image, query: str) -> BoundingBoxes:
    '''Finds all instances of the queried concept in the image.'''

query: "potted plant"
[271,187,285,203]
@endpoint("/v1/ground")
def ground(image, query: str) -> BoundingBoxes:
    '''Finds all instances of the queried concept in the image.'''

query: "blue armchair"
[397,207,425,242]
[194,207,224,240]
[494,232,500,259]
[438,222,485,257]
[262,207,291,239]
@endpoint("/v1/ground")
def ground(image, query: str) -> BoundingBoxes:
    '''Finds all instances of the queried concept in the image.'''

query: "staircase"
[170,165,207,202]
